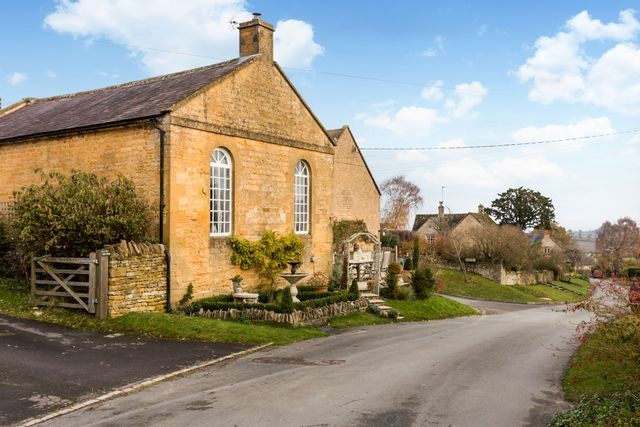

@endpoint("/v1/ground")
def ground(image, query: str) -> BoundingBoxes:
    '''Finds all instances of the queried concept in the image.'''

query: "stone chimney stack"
[543,230,550,238]
[478,204,485,214]
[239,13,274,60]
[438,202,445,219]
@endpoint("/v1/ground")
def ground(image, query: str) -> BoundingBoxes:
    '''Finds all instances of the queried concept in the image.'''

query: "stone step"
[377,305,393,310]
[367,299,385,304]
[361,292,378,299]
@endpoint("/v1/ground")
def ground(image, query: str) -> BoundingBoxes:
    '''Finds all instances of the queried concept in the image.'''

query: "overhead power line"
[359,128,640,151]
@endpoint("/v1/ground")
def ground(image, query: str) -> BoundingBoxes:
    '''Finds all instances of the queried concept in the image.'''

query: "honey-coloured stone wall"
[104,241,167,317]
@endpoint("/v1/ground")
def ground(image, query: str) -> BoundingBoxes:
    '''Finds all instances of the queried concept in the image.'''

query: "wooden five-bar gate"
[30,252,109,319]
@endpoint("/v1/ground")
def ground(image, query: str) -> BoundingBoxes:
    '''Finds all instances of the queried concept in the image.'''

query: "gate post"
[88,253,97,314]
[96,250,110,319]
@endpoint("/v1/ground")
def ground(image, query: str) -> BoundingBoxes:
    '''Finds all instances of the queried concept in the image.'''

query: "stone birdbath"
[279,261,307,302]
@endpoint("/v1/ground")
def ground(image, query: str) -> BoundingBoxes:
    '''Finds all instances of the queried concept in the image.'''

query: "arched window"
[294,160,310,234]
[210,148,232,236]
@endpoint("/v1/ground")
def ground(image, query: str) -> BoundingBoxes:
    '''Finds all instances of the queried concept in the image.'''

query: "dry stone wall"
[193,297,369,326]
[104,240,167,317]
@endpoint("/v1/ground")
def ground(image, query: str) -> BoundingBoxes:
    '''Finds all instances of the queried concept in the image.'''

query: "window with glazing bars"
[294,161,309,234]
[210,148,232,236]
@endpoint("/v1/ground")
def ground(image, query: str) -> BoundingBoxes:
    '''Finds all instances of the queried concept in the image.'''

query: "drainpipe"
[151,117,171,311]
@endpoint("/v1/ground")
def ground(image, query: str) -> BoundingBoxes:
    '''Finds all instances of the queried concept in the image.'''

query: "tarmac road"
[0,314,248,426]
[46,301,588,427]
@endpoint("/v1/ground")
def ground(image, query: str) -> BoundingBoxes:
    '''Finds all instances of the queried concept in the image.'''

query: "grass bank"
[550,315,640,425]
[0,277,325,345]
[437,268,590,303]
[329,294,476,328]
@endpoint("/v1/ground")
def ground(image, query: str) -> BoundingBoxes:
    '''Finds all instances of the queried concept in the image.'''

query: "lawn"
[385,294,477,321]
[328,294,476,328]
[437,268,589,303]
[0,277,326,345]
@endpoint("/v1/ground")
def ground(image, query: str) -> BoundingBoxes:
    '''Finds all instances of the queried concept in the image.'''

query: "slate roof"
[0,56,255,142]
[326,128,344,141]
[412,212,494,232]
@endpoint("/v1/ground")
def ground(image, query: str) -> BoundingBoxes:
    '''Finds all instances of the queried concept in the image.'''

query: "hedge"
[185,291,355,315]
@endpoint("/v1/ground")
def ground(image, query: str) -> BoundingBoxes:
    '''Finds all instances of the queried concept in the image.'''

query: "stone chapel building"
[0,15,380,304]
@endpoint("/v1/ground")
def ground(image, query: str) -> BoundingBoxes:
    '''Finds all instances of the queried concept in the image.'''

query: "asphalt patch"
[0,314,248,425]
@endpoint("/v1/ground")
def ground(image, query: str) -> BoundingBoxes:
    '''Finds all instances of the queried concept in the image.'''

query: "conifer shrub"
[411,267,435,300]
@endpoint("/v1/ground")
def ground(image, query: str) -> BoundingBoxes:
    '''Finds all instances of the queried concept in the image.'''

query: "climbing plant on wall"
[228,231,304,299]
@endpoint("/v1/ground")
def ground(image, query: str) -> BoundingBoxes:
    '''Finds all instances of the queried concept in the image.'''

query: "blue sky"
[1,1,639,231]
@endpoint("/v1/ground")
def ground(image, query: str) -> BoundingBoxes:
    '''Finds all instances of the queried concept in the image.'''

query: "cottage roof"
[412,212,494,232]
[0,56,256,142]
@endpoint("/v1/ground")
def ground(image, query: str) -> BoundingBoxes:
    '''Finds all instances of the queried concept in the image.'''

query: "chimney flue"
[438,202,445,219]
[478,204,485,214]
[238,13,274,60]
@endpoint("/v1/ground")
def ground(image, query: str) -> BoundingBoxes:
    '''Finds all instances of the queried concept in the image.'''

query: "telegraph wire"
[358,128,640,151]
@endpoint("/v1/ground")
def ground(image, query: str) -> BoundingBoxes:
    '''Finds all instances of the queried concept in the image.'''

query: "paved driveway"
[46,302,589,427]
[0,314,248,426]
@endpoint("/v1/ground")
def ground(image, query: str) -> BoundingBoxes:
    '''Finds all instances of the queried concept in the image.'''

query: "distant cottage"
[412,202,495,244]
[0,15,380,305]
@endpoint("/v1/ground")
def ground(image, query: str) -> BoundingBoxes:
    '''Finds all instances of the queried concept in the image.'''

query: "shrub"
[403,257,413,271]
[329,264,343,291]
[394,287,412,300]
[348,278,360,301]
[412,236,420,269]
[385,262,402,291]
[381,233,399,248]
[280,287,294,314]
[411,267,435,300]
[12,171,152,257]
[623,266,640,278]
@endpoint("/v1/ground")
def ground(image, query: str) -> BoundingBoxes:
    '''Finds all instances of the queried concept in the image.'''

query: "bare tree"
[380,175,423,229]
[596,217,640,272]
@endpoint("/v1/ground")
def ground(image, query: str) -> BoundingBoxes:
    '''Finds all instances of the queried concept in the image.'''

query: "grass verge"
[550,314,640,425]
[385,294,477,321]
[328,294,477,328]
[0,277,325,345]
[437,269,589,303]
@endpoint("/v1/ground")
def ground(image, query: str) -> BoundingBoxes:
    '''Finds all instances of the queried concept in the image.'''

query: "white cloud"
[356,106,446,136]
[445,81,488,118]
[273,19,324,68]
[44,0,324,74]
[420,35,445,57]
[421,80,444,101]
[8,72,26,85]
[418,154,564,190]
[360,80,487,135]
[517,9,640,114]
[395,149,429,163]
[46,70,58,78]
[512,117,615,153]
[477,24,488,36]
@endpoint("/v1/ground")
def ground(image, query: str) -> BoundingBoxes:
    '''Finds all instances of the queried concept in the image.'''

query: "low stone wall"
[443,263,554,285]
[193,297,369,326]
[104,241,167,317]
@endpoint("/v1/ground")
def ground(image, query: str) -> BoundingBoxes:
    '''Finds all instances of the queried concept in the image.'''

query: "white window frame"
[294,160,310,234]
[210,148,232,237]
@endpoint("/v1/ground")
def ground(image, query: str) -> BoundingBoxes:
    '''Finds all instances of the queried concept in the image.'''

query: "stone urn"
[231,276,243,293]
